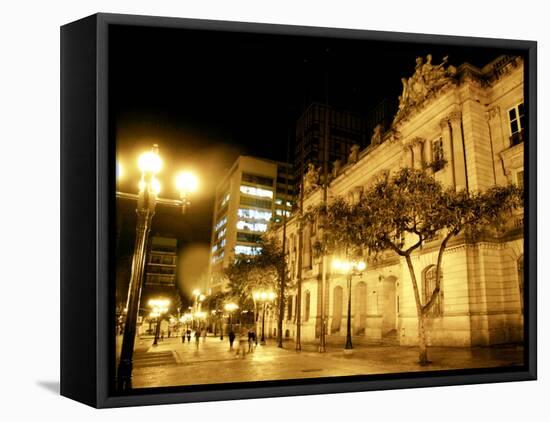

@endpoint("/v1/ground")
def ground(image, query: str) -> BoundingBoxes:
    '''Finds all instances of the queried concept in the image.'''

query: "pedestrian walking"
[247,328,254,353]
[236,326,248,358]
[202,328,207,343]
[228,330,236,350]
[186,329,191,342]
[160,330,165,342]
[181,331,186,343]
[194,330,200,350]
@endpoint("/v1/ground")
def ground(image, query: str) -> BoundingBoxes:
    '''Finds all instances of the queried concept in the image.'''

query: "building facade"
[208,156,293,293]
[278,55,525,347]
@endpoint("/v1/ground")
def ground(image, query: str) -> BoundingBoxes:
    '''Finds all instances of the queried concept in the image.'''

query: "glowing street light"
[137,149,163,174]
[332,258,367,350]
[176,171,199,214]
[116,144,199,392]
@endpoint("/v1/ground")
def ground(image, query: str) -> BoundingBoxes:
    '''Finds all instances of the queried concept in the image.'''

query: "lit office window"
[237,208,272,221]
[212,251,225,264]
[236,220,268,232]
[240,185,273,199]
[215,216,227,232]
[275,209,291,217]
[235,245,262,256]
[220,192,230,208]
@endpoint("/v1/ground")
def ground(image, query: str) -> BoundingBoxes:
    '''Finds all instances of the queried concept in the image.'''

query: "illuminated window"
[240,185,273,199]
[236,220,268,232]
[275,209,291,217]
[237,208,272,221]
[211,244,218,253]
[215,216,227,232]
[220,192,230,208]
[212,251,225,264]
[217,227,226,239]
[275,198,283,205]
[234,245,262,256]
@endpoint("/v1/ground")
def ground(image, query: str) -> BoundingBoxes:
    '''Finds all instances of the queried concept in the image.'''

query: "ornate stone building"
[276,55,525,347]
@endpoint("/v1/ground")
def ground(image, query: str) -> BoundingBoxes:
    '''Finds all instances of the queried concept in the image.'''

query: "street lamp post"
[333,258,366,350]
[116,144,198,392]
[224,303,238,333]
[253,291,276,344]
[149,298,170,346]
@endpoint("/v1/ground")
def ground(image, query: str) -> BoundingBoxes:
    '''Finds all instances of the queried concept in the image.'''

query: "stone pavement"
[117,334,524,389]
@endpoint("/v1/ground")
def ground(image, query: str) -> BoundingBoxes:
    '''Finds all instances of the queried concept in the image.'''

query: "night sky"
[110,23,517,295]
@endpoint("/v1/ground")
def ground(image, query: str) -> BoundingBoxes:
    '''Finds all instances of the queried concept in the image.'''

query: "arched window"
[422,266,442,317]
[518,255,524,313]
[287,295,293,321]
[355,282,367,335]
[304,291,311,322]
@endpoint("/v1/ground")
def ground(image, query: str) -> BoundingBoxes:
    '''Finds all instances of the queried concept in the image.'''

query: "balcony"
[510,129,525,147]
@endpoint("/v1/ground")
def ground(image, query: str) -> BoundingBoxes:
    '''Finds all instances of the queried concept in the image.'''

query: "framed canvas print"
[60,13,537,408]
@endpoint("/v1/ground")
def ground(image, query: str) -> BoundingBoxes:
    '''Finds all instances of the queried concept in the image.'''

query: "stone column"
[440,118,455,188]
[486,106,501,184]
[449,111,467,191]
[411,139,424,170]
[402,145,413,168]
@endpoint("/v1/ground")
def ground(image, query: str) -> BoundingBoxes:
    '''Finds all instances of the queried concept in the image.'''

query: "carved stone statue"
[394,54,456,123]
[348,144,360,164]
[370,123,383,146]
[303,163,320,194]
[332,159,342,178]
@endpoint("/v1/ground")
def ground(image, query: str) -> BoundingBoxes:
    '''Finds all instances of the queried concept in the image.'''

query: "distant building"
[138,236,179,311]
[144,236,178,288]
[294,102,366,181]
[208,156,293,293]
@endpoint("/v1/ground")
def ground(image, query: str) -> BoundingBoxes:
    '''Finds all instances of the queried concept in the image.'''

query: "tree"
[224,233,290,339]
[327,168,522,364]
[202,290,229,335]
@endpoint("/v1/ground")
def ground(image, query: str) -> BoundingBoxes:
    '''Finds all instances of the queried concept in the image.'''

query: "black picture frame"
[60,12,537,408]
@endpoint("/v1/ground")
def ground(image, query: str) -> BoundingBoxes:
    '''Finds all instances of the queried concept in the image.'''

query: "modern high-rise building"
[208,156,293,293]
[294,102,367,181]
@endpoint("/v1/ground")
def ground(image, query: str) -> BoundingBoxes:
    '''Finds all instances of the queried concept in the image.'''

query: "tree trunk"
[405,254,430,365]
[417,311,428,365]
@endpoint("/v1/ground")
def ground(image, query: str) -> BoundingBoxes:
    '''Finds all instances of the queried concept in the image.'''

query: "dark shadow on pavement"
[36,380,60,395]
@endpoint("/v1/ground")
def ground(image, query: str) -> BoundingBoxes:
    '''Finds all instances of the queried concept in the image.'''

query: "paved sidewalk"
[120,335,524,389]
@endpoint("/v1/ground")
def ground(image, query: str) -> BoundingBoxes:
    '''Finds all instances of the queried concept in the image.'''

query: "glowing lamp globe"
[176,171,199,194]
[138,150,162,174]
